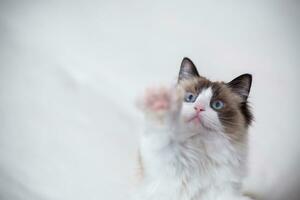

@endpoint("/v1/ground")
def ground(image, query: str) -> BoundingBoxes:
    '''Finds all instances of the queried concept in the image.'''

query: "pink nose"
[194,104,205,113]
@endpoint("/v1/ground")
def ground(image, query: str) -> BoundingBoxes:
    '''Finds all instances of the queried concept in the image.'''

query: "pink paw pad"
[144,87,171,111]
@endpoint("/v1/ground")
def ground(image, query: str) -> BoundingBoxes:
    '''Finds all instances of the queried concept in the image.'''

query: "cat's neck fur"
[135,123,249,200]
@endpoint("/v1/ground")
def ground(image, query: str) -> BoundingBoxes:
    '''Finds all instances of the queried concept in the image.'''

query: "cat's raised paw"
[137,85,183,119]
[142,86,171,112]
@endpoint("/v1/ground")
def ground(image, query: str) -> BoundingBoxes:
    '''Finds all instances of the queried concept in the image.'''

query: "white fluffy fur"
[134,87,251,200]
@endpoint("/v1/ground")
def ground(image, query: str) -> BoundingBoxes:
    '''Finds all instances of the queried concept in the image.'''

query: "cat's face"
[178,58,253,136]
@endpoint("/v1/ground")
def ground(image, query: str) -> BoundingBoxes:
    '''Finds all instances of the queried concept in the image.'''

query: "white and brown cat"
[134,57,253,200]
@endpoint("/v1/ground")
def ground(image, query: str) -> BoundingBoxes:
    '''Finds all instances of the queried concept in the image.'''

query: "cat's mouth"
[186,114,217,131]
[187,114,201,123]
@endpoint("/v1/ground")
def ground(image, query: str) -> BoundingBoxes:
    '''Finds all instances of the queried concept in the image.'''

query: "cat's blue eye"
[184,92,197,103]
[211,100,224,110]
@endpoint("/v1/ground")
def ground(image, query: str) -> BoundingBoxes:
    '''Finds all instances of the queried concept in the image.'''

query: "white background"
[0,1,299,200]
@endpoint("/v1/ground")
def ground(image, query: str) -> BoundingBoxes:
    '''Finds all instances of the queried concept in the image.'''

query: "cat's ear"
[227,74,252,102]
[178,57,199,81]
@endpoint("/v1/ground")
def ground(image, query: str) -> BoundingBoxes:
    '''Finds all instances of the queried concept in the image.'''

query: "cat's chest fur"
[136,129,246,200]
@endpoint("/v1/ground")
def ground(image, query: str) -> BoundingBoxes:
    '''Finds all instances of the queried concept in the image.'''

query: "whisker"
[201,115,222,131]
[218,117,242,126]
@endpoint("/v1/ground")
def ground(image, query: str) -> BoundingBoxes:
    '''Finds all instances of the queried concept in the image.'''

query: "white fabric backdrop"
[0,1,300,199]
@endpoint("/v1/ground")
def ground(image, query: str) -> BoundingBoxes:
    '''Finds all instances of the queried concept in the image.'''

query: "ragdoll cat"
[135,57,253,200]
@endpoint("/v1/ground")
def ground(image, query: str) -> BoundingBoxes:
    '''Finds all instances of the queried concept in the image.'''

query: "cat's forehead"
[179,77,222,94]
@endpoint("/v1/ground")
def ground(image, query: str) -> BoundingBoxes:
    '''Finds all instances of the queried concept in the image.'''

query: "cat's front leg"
[136,85,184,152]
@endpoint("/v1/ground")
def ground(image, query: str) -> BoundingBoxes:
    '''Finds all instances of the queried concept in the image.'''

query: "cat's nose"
[194,104,205,113]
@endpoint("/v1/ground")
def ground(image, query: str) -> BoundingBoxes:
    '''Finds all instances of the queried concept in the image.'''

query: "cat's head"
[177,57,253,137]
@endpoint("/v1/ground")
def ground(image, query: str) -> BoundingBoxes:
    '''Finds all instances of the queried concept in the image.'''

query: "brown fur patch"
[179,76,212,95]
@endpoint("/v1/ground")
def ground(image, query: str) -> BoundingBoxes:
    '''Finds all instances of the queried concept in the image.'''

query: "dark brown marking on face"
[211,83,248,134]
[179,77,212,96]
[240,102,253,126]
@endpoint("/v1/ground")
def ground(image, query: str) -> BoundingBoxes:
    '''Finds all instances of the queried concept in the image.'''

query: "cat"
[134,57,253,200]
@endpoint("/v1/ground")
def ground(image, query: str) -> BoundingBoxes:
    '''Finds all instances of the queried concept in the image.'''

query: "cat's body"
[134,58,253,200]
